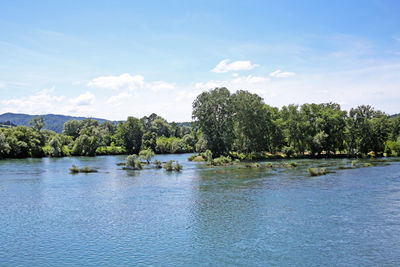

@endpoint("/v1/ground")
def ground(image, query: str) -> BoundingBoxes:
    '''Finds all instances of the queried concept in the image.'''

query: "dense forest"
[1,87,400,160]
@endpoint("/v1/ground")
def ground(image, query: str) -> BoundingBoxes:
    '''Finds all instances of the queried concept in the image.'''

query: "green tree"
[29,116,44,131]
[62,120,81,139]
[115,116,143,154]
[231,90,272,152]
[48,136,62,157]
[192,87,234,156]
[139,149,155,164]
[0,131,10,158]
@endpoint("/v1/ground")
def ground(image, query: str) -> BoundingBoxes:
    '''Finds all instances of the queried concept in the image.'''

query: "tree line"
[192,87,400,158]
[0,113,198,159]
[1,87,400,159]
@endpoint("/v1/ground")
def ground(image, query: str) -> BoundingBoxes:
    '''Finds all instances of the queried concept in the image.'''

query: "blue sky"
[1,0,400,121]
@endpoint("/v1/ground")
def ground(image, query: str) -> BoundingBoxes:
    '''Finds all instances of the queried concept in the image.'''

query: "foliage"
[153,160,162,168]
[163,160,183,171]
[115,117,143,154]
[125,154,143,170]
[192,87,234,156]
[308,167,327,176]
[139,149,155,163]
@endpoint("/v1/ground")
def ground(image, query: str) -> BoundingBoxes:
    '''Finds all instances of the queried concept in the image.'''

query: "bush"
[69,165,97,173]
[70,164,79,174]
[282,146,295,157]
[308,167,327,176]
[153,160,162,169]
[79,166,98,173]
[163,160,183,171]
[139,149,155,163]
[125,154,143,170]
[210,155,232,166]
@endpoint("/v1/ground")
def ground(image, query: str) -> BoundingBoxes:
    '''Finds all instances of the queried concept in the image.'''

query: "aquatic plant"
[153,160,162,169]
[69,165,79,174]
[163,160,183,171]
[363,163,373,167]
[125,154,143,170]
[79,166,98,173]
[308,167,327,176]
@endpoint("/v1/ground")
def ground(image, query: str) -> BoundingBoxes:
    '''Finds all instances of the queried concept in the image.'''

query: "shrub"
[153,160,162,169]
[363,163,373,167]
[210,155,232,166]
[79,166,98,173]
[282,146,295,158]
[351,160,358,167]
[69,165,79,174]
[125,154,143,170]
[139,149,155,164]
[163,160,183,171]
[308,167,327,176]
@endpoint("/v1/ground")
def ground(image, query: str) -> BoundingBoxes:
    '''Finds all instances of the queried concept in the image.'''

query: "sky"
[1,0,400,122]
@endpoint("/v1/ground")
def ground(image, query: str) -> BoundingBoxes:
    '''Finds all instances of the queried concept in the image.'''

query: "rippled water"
[1,154,400,266]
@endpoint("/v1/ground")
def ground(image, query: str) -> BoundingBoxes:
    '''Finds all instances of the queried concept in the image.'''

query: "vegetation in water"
[163,160,183,171]
[125,154,143,170]
[308,167,327,176]
[69,165,97,174]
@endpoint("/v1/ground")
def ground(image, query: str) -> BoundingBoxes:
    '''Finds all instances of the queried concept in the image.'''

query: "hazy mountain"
[0,113,109,133]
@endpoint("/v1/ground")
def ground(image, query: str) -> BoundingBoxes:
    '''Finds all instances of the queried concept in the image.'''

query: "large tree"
[192,87,234,156]
[115,116,143,154]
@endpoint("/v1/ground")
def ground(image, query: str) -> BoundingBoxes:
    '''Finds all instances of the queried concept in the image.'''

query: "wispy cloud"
[211,59,259,73]
[88,73,145,90]
[69,91,95,106]
[269,69,295,78]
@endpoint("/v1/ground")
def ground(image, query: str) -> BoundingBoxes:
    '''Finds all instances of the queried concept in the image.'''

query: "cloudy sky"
[1,0,400,121]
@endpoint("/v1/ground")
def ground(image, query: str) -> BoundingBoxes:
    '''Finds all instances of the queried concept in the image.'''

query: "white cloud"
[232,75,270,84]
[211,59,259,73]
[0,89,97,117]
[69,91,95,106]
[148,81,176,91]
[269,69,295,78]
[88,73,175,93]
[88,73,144,90]
[107,92,132,105]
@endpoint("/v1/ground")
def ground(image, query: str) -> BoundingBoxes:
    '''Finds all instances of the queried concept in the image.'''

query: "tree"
[62,120,81,139]
[29,116,44,132]
[115,116,143,154]
[231,90,272,152]
[192,87,234,156]
[139,149,155,164]
[142,132,157,151]
[0,131,10,158]
[48,136,62,157]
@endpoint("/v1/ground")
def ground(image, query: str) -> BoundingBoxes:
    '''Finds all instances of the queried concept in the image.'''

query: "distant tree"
[192,87,234,156]
[48,136,62,157]
[62,120,81,139]
[142,132,157,151]
[139,149,155,164]
[115,116,143,154]
[29,116,44,132]
[0,131,10,157]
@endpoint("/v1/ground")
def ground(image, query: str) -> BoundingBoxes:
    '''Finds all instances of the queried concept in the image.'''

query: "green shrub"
[139,149,155,163]
[282,146,295,157]
[69,164,79,174]
[153,160,162,169]
[163,160,183,171]
[79,166,97,173]
[308,167,327,176]
[125,154,143,170]
[363,163,373,167]
[211,155,232,166]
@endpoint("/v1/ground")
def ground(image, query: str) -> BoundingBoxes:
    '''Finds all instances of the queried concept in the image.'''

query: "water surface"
[1,155,400,266]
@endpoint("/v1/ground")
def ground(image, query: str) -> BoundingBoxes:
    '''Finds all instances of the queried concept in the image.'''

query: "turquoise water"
[0,154,400,266]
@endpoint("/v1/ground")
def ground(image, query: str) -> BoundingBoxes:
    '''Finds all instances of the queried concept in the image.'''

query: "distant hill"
[0,113,109,133]
[392,113,400,118]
